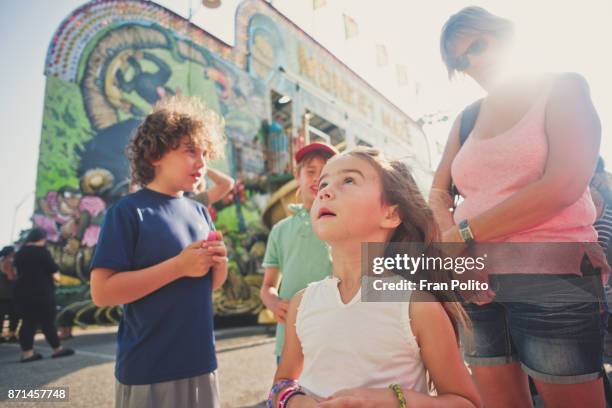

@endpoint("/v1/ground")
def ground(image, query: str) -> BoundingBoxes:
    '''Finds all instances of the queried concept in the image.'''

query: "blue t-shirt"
[91,188,217,385]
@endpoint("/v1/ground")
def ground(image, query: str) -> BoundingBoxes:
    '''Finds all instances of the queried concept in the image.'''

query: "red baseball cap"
[295,142,338,163]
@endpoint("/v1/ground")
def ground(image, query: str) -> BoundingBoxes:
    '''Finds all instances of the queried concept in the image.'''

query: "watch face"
[459,221,474,242]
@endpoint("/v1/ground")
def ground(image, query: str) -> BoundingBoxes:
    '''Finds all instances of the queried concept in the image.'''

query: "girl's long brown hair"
[346,147,471,341]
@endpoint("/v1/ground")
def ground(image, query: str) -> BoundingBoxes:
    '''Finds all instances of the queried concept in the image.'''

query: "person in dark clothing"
[13,228,74,363]
[0,245,20,342]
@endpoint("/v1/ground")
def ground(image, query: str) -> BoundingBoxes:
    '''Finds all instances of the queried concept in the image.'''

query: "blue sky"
[1,0,611,246]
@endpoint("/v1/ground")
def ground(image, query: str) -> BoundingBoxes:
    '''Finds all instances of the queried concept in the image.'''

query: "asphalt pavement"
[0,325,277,408]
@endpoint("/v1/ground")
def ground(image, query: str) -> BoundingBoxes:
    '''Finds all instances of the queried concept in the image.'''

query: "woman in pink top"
[430,6,607,408]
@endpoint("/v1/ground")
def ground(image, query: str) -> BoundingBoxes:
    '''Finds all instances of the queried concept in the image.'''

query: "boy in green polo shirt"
[260,142,337,363]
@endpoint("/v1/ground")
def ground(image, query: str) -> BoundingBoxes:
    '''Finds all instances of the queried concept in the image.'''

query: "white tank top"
[296,277,428,399]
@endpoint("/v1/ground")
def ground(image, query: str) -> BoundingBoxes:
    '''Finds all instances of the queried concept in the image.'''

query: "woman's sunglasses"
[453,38,488,71]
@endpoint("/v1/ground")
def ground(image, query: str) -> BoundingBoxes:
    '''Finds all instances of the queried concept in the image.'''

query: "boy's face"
[295,155,327,209]
[152,137,206,194]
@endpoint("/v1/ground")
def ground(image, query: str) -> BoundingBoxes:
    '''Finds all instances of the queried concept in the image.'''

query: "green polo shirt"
[262,203,332,356]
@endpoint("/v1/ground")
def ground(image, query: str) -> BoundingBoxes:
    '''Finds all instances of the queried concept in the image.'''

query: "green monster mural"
[35,0,276,327]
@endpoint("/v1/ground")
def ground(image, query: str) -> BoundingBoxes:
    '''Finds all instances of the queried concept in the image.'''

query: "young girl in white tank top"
[267,148,482,408]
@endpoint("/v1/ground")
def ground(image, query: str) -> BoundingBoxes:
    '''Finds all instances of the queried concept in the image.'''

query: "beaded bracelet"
[266,379,298,408]
[389,383,407,408]
[278,385,305,408]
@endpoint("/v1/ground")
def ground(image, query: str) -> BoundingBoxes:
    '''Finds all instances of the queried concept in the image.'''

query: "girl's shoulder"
[290,278,327,308]
[295,278,336,316]
[301,278,332,300]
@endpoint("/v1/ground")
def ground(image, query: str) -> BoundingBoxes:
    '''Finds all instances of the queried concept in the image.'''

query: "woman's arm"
[272,290,319,407]
[429,116,463,232]
[455,73,601,242]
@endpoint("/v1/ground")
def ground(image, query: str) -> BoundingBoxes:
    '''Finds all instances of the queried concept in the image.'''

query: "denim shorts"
[460,270,606,384]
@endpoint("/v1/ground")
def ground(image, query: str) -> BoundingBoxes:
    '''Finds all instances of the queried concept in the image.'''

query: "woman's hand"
[442,226,464,243]
[441,227,494,304]
[317,387,396,408]
[468,288,495,305]
[438,226,468,260]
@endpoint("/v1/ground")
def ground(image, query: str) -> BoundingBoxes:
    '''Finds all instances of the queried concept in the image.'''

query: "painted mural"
[36,0,276,326]
[35,0,427,327]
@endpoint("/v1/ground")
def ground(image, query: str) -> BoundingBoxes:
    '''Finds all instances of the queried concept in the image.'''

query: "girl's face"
[311,154,399,244]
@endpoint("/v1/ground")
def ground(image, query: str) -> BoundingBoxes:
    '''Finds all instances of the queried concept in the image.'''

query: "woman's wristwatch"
[458,219,475,245]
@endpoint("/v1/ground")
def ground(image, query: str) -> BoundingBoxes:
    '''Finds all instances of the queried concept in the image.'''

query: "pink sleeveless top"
[451,79,610,278]
[451,82,597,243]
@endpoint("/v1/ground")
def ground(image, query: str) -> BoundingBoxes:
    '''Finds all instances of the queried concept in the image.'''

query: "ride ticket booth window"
[303,110,345,148]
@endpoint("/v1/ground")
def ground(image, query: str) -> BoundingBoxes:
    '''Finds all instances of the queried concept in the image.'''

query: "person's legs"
[58,326,73,340]
[506,281,605,408]
[37,299,61,350]
[17,301,38,357]
[0,299,8,338]
[57,308,75,340]
[470,364,534,408]
[461,301,533,408]
[534,378,605,408]
[8,299,20,336]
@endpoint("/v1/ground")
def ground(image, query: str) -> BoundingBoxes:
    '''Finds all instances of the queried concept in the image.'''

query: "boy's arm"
[260,266,289,323]
[91,240,208,307]
[91,263,178,307]
[201,232,228,291]
[261,225,290,322]
[209,241,228,291]
[211,264,228,291]
[204,168,235,205]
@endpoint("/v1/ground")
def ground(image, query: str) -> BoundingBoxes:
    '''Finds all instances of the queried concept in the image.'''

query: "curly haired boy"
[91,96,227,408]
